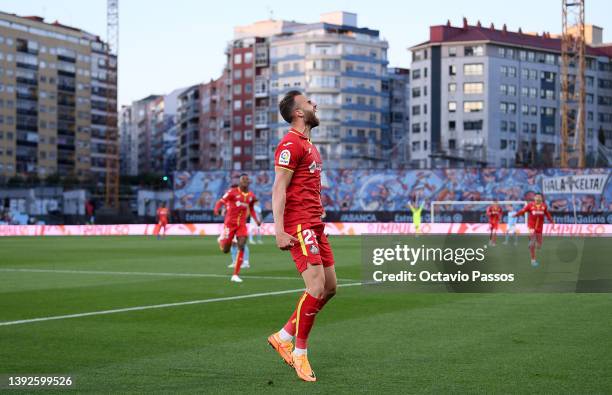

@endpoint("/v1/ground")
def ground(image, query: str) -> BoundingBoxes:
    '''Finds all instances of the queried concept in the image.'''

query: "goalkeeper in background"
[408,201,425,235]
[503,205,519,246]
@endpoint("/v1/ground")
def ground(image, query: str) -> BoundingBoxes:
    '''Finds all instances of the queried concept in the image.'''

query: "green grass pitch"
[0,235,611,393]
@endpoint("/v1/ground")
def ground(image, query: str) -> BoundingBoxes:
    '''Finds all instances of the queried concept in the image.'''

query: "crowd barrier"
[1,223,610,237]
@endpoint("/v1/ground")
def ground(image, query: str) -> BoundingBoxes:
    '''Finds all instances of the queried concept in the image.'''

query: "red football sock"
[283,309,298,336]
[316,294,331,312]
[295,292,320,349]
[233,249,244,275]
[283,293,331,336]
[529,240,536,260]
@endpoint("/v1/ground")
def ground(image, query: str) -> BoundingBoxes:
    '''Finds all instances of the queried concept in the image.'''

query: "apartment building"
[0,11,117,181]
[409,20,612,168]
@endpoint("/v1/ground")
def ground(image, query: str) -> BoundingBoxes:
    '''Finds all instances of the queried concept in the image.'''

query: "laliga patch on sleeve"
[278,149,291,166]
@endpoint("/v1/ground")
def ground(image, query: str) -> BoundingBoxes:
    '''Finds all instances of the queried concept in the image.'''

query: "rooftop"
[412,18,612,58]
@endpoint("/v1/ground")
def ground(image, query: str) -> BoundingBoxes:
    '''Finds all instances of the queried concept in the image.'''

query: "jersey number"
[302,229,315,245]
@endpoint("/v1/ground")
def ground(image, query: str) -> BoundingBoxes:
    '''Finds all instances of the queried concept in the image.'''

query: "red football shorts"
[288,223,335,273]
[158,219,168,227]
[489,221,499,231]
[220,222,248,246]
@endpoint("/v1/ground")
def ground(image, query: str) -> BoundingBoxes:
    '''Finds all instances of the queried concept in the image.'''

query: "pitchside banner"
[361,235,612,293]
[174,210,612,224]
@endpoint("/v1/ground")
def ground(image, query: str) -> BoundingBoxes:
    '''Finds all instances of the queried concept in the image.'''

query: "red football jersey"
[274,128,323,230]
[486,205,503,223]
[516,202,553,232]
[215,187,258,227]
[157,207,169,222]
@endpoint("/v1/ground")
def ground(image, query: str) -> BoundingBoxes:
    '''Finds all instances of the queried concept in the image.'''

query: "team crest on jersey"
[309,244,319,255]
[279,149,291,165]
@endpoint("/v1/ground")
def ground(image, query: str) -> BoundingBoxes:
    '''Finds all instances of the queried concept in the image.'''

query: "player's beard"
[304,109,319,129]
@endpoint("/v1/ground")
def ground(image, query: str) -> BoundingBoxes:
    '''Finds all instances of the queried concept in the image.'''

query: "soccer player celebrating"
[408,200,425,235]
[504,205,519,246]
[154,202,170,240]
[514,193,554,267]
[267,91,336,382]
[486,200,503,246]
[213,174,261,282]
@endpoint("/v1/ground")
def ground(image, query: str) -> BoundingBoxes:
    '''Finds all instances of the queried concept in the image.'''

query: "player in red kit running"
[266,91,336,382]
[514,193,554,267]
[213,174,261,282]
[486,200,503,246]
[154,202,170,239]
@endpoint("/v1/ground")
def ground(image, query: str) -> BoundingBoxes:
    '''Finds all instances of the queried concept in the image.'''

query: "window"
[412,123,421,133]
[530,105,538,116]
[509,121,516,132]
[500,84,508,95]
[234,54,242,64]
[412,69,421,80]
[522,122,529,133]
[412,87,421,98]
[245,115,252,125]
[449,65,457,76]
[233,146,242,155]
[464,63,484,76]
[233,131,242,141]
[508,85,516,96]
[500,139,508,150]
[449,121,456,131]
[233,85,242,95]
[508,67,517,77]
[448,101,457,113]
[530,124,537,134]
[522,68,529,79]
[233,69,242,80]
[233,100,242,110]
[501,120,508,132]
[412,105,421,115]
[464,82,484,94]
[464,120,483,130]
[522,104,529,115]
[529,70,537,80]
[244,52,253,63]
[521,86,529,97]
[464,45,484,56]
[448,47,457,57]
[412,141,421,151]
[463,101,483,113]
[245,68,253,78]
[449,139,456,149]
[448,83,456,93]
[498,47,506,57]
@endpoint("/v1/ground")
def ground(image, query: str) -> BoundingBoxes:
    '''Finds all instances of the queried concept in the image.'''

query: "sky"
[1,0,610,107]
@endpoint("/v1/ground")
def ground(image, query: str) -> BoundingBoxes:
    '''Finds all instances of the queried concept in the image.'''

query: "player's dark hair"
[279,90,302,123]
[240,173,248,178]
[230,183,238,188]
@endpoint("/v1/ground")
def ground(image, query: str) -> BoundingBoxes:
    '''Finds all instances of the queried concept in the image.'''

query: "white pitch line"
[0,282,362,327]
[0,268,356,282]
